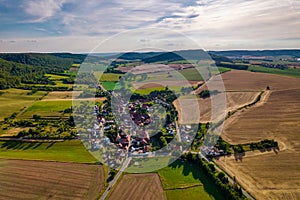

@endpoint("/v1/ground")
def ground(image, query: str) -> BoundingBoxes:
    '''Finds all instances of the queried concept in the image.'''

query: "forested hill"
[113,49,232,63]
[209,49,300,58]
[0,53,86,68]
[0,53,86,90]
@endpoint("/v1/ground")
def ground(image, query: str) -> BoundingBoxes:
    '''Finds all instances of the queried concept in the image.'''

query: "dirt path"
[40,97,106,101]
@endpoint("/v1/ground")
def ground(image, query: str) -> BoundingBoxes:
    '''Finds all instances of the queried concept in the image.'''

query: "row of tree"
[182,152,245,200]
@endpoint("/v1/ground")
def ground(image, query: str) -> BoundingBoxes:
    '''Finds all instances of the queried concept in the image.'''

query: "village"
[83,87,181,168]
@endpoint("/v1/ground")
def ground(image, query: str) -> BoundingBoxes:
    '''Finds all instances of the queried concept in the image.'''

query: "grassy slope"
[20,100,72,118]
[0,140,96,163]
[0,89,47,120]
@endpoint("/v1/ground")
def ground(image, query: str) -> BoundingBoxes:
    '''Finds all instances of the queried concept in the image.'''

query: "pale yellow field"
[42,91,82,100]
[211,71,300,200]
[174,70,300,199]
[108,173,166,200]
[174,91,260,123]
[0,159,104,200]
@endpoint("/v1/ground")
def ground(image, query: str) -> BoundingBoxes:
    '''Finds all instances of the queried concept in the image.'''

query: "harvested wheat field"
[215,149,300,200]
[223,88,300,145]
[174,91,260,123]
[108,173,166,200]
[133,80,201,89]
[196,70,300,92]
[212,71,300,200]
[0,159,104,200]
[217,88,300,199]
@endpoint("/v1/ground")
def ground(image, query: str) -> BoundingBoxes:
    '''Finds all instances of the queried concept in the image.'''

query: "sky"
[0,0,299,52]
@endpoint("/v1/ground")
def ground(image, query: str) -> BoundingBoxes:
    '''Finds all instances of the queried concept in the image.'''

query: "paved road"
[100,157,132,200]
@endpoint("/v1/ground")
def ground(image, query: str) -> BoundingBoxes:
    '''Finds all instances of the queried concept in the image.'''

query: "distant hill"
[108,49,232,63]
[0,53,86,69]
[0,53,87,90]
[209,50,300,58]
[111,52,163,60]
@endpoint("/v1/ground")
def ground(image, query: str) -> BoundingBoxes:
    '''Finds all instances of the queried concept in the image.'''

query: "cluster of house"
[81,105,125,168]
[128,100,152,126]
[83,87,184,168]
[201,146,225,157]
[115,129,151,155]
[179,125,193,143]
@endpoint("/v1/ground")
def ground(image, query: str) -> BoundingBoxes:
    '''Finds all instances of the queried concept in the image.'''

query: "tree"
[208,163,216,172]
[33,114,41,121]
[160,136,168,147]
[217,172,225,179]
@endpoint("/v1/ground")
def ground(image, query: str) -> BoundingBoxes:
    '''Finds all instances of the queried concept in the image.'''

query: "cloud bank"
[0,0,299,52]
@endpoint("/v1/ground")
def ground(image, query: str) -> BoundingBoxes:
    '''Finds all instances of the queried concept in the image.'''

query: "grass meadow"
[158,160,222,200]
[0,140,96,163]
[20,100,72,119]
[248,65,300,78]
[0,89,47,120]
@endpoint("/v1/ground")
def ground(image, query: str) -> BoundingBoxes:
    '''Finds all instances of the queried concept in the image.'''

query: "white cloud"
[23,0,67,22]
[1,0,299,52]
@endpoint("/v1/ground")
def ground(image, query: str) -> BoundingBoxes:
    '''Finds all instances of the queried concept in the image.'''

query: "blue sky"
[0,0,299,52]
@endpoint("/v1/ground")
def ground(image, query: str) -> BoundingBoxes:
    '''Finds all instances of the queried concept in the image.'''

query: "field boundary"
[163,183,203,190]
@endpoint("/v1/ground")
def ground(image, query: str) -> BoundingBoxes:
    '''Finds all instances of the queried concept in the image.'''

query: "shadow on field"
[0,140,55,150]
[169,159,223,200]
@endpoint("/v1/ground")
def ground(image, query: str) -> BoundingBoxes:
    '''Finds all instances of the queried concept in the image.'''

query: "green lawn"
[248,65,300,78]
[165,186,216,200]
[20,100,72,119]
[0,140,96,163]
[158,160,222,200]
[0,89,47,120]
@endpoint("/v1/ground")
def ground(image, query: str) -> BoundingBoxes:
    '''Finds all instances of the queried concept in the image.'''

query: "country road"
[100,157,132,200]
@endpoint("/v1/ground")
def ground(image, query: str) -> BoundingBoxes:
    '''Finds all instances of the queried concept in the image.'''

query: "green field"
[133,87,166,95]
[99,73,122,82]
[0,140,96,163]
[158,160,222,200]
[126,156,172,173]
[101,81,118,90]
[248,65,300,78]
[165,185,216,200]
[44,73,70,81]
[20,100,72,119]
[0,89,47,120]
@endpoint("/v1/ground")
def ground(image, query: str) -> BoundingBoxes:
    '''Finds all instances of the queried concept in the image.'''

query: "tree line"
[181,152,245,200]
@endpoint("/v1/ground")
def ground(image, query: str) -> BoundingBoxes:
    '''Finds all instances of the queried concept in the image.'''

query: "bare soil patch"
[108,173,166,200]
[117,63,194,74]
[0,159,104,200]
[0,127,30,137]
[133,80,201,89]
